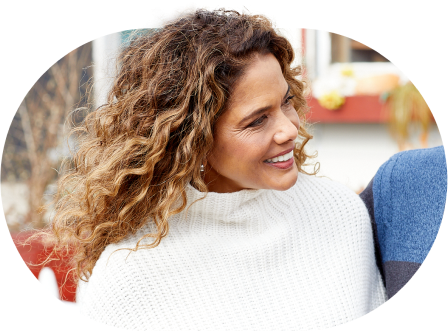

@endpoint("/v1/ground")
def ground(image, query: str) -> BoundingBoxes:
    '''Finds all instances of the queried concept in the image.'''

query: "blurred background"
[1,29,443,304]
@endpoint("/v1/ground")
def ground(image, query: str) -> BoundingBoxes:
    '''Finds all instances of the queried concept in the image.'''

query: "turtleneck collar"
[183,183,268,221]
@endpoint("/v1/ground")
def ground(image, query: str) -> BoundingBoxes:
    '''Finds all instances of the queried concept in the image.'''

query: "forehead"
[224,53,288,122]
[236,53,286,94]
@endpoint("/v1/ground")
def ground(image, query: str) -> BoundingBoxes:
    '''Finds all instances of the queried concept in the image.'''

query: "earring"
[200,164,205,173]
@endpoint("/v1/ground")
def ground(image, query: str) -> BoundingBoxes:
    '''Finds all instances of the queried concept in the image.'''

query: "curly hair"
[41,9,316,282]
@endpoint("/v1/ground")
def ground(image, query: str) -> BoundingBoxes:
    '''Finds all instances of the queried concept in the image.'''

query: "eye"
[283,95,295,106]
[247,95,294,128]
[248,115,268,127]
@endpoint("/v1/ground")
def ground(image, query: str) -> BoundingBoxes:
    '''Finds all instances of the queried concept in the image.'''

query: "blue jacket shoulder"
[373,146,446,264]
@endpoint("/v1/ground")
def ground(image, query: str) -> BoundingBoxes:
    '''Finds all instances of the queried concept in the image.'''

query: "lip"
[264,147,294,161]
[264,157,294,170]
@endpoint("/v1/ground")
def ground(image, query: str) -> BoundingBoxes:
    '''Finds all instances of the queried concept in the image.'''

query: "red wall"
[306,96,388,123]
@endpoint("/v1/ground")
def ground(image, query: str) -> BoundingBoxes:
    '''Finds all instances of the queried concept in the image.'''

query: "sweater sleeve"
[372,146,447,298]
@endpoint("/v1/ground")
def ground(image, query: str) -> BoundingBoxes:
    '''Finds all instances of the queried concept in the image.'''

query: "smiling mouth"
[265,150,294,163]
[264,157,294,170]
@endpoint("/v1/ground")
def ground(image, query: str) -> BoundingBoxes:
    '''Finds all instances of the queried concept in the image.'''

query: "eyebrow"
[239,85,291,125]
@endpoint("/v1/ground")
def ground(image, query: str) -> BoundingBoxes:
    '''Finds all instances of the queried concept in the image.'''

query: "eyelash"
[247,95,295,128]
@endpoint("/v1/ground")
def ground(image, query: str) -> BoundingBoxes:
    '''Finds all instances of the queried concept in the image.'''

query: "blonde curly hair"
[39,9,315,282]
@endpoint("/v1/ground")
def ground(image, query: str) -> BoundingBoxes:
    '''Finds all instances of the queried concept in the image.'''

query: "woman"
[50,9,386,330]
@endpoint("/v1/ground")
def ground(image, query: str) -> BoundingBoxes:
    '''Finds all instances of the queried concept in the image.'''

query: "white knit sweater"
[77,173,386,330]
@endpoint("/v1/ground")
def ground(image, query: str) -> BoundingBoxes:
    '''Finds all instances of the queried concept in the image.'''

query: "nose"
[273,113,299,145]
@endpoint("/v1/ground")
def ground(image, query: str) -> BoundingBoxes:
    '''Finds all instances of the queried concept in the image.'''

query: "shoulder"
[84,229,153,279]
[290,172,363,203]
[375,146,446,186]
[396,145,445,164]
[281,172,370,224]
[372,146,448,209]
[372,146,446,264]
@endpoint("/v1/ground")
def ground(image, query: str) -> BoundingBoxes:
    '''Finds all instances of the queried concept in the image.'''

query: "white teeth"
[266,151,294,163]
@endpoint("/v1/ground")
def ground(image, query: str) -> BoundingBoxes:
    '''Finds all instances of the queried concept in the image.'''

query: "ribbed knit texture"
[77,173,386,330]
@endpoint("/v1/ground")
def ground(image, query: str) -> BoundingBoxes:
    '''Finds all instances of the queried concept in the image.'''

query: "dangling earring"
[200,164,205,173]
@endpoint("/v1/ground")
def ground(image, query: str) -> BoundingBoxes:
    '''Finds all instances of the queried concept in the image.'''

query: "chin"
[272,182,296,191]
[268,170,298,191]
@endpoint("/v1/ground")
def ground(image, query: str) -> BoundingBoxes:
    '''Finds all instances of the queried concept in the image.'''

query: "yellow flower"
[341,66,354,77]
[318,91,345,110]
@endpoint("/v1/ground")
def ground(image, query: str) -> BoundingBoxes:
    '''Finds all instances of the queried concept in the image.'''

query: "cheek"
[212,134,267,167]
[209,134,234,168]
[289,111,301,129]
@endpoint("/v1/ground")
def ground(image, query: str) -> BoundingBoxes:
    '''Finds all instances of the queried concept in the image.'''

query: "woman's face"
[205,53,300,193]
